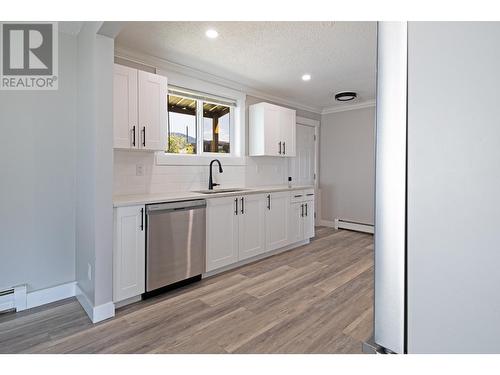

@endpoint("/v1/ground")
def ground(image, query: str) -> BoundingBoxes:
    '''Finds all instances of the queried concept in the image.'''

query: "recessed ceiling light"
[334,91,357,102]
[302,74,311,81]
[205,29,219,39]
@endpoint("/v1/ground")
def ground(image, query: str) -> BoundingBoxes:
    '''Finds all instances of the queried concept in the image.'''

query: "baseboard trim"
[318,219,335,228]
[26,282,76,310]
[75,284,115,324]
[203,239,310,278]
[335,218,374,234]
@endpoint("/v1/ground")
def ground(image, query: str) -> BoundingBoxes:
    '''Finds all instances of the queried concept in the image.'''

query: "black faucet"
[208,159,223,190]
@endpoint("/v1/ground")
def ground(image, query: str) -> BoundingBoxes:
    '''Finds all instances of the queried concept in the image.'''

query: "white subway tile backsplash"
[113,150,288,195]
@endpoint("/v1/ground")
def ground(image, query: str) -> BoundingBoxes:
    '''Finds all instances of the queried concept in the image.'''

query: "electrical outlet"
[87,263,92,281]
[136,164,144,176]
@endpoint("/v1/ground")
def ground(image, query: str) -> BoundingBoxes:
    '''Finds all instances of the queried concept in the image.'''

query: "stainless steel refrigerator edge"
[374,21,407,354]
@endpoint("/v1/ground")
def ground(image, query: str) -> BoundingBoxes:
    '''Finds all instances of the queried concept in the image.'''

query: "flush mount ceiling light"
[334,91,357,102]
[205,29,219,39]
[301,74,311,81]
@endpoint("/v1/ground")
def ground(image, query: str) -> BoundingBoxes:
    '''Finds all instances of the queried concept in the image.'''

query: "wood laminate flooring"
[0,227,374,354]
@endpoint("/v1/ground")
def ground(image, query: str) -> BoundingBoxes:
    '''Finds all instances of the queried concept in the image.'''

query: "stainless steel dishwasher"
[145,200,206,292]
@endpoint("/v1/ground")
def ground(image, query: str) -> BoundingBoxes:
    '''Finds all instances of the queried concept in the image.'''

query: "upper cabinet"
[249,102,296,157]
[113,64,167,151]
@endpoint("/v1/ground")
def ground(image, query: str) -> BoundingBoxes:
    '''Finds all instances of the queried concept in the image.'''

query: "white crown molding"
[321,100,376,115]
[114,46,323,114]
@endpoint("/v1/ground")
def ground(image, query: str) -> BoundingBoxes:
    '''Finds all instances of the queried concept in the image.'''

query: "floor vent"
[0,285,27,313]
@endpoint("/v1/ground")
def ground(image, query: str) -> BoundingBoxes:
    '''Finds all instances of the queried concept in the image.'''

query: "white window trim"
[156,69,247,166]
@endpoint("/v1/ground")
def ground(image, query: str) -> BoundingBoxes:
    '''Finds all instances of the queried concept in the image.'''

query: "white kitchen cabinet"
[113,64,138,149]
[289,202,305,244]
[206,197,239,272]
[113,64,167,151]
[289,191,315,244]
[279,107,296,157]
[113,205,145,302]
[265,191,290,251]
[249,102,296,157]
[138,70,167,151]
[303,199,315,239]
[238,194,267,261]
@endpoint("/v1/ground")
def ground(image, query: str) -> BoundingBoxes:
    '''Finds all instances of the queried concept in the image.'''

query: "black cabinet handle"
[142,126,146,147]
[267,194,271,210]
[140,208,144,231]
[294,194,303,198]
[305,203,308,217]
[241,197,244,214]
[301,204,304,217]
[283,142,286,155]
[234,198,238,215]
[132,126,136,147]
[278,141,282,155]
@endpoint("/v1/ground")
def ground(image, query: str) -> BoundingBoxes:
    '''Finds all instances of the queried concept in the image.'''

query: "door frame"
[292,116,320,225]
[294,116,320,190]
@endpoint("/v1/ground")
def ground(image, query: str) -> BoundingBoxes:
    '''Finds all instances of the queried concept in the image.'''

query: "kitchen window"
[167,95,197,154]
[166,87,236,156]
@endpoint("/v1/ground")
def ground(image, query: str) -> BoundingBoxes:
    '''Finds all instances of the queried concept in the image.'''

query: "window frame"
[167,93,198,155]
[156,69,246,166]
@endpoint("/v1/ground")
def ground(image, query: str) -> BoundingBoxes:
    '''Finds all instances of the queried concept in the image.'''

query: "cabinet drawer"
[290,190,305,203]
[303,189,315,202]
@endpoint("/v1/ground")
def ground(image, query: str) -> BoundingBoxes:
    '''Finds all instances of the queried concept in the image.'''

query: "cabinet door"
[265,191,290,251]
[303,200,315,239]
[280,108,296,157]
[206,197,239,272]
[138,70,167,151]
[113,64,137,149]
[239,194,267,260]
[289,202,304,244]
[113,205,145,302]
[263,105,282,156]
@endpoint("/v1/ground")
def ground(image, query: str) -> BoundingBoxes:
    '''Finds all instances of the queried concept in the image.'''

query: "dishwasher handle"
[146,199,206,214]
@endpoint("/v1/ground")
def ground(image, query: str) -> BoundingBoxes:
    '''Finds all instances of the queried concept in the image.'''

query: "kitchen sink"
[194,188,248,194]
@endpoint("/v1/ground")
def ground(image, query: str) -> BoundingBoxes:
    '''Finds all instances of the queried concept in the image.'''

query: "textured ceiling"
[115,22,377,112]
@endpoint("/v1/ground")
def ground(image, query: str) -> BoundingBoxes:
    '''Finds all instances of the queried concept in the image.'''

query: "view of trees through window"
[203,102,230,153]
[167,95,197,154]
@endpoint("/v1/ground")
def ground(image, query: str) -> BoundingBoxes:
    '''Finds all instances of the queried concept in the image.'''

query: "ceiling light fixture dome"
[205,29,219,39]
[334,91,357,102]
[302,74,311,81]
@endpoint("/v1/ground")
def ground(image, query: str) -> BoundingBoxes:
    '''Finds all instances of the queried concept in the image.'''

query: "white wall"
[0,32,77,293]
[319,106,376,225]
[407,22,500,353]
[113,95,318,195]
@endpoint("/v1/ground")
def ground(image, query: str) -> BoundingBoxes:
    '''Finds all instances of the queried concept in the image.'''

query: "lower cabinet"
[265,191,290,251]
[238,194,267,261]
[289,192,315,244]
[206,194,267,272]
[206,190,315,273]
[113,205,145,303]
[206,197,239,271]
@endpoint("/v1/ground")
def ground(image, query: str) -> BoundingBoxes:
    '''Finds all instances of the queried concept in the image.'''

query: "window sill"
[155,152,247,166]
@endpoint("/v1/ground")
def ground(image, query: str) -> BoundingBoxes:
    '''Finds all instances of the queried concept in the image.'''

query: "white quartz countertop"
[113,185,314,207]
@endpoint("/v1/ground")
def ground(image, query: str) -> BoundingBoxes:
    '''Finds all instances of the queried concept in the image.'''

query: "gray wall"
[0,32,77,292]
[407,22,500,353]
[319,107,376,224]
[75,23,114,307]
